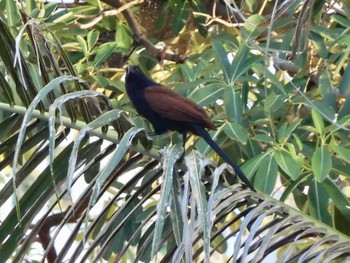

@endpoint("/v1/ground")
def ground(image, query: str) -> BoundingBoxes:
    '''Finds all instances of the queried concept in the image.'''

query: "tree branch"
[100,0,185,63]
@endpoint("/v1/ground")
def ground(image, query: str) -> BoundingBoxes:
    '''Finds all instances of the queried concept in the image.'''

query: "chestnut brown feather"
[144,86,216,130]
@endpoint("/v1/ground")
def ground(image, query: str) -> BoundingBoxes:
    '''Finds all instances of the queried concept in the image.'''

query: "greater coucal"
[125,65,254,191]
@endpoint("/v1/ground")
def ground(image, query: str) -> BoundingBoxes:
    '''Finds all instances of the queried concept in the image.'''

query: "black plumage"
[125,65,255,191]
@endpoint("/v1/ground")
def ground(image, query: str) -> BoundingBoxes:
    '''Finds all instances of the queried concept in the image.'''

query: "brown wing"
[144,86,216,130]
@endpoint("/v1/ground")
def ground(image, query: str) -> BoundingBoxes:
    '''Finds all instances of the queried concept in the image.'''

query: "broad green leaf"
[308,180,332,225]
[319,70,336,109]
[323,178,350,218]
[224,88,242,121]
[246,0,257,12]
[25,0,36,15]
[330,145,350,164]
[77,35,88,57]
[242,14,265,37]
[190,84,224,106]
[212,41,232,82]
[327,114,350,134]
[311,108,324,135]
[93,42,117,67]
[264,92,285,113]
[331,14,350,27]
[116,23,132,49]
[310,31,328,58]
[277,122,288,143]
[243,138,261,159]
[212,32,239,48]
[181,63,196,81]
[6,0,19,27]
[176,78,217,94]
[87,30,99,51]
[44,3,58,18]
[278,119,303,142]
[255,153,278,194]
[286,142,304,168]
[329,158,350,178]
[312,100,336,122]
[241,153,266,178]
[49,9,73,23]
[333,206,350,236]
[231,43,249,83]
[30,8,40,19]
[312,25,336,41]
[265,70,285,93]
[312,146,332,182]
[253,134,275,144]
[274,149,301,180]
[91,75,110,88]
[171,0,190,34]
[231,44,262,83]
[292,133,303,151]
[280,30,295,57]
[223,122,248,144]
[285,120,303,137]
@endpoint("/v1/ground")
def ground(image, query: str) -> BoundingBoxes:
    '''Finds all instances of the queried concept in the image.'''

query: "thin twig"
[43,1,89,8]
[193,11,243,27]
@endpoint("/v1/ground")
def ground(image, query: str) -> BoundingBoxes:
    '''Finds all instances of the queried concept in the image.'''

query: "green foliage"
[0,0,350,262]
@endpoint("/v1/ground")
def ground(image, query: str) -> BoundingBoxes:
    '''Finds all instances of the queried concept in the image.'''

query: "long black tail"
[193,124,255,191]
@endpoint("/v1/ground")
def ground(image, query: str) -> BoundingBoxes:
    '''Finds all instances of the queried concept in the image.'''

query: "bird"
[125,65,255,191]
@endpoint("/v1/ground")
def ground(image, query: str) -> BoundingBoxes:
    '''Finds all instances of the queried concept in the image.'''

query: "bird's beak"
[125,66,131,74]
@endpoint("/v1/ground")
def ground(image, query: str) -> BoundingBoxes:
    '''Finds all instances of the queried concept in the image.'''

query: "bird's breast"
[126,89,156,119]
